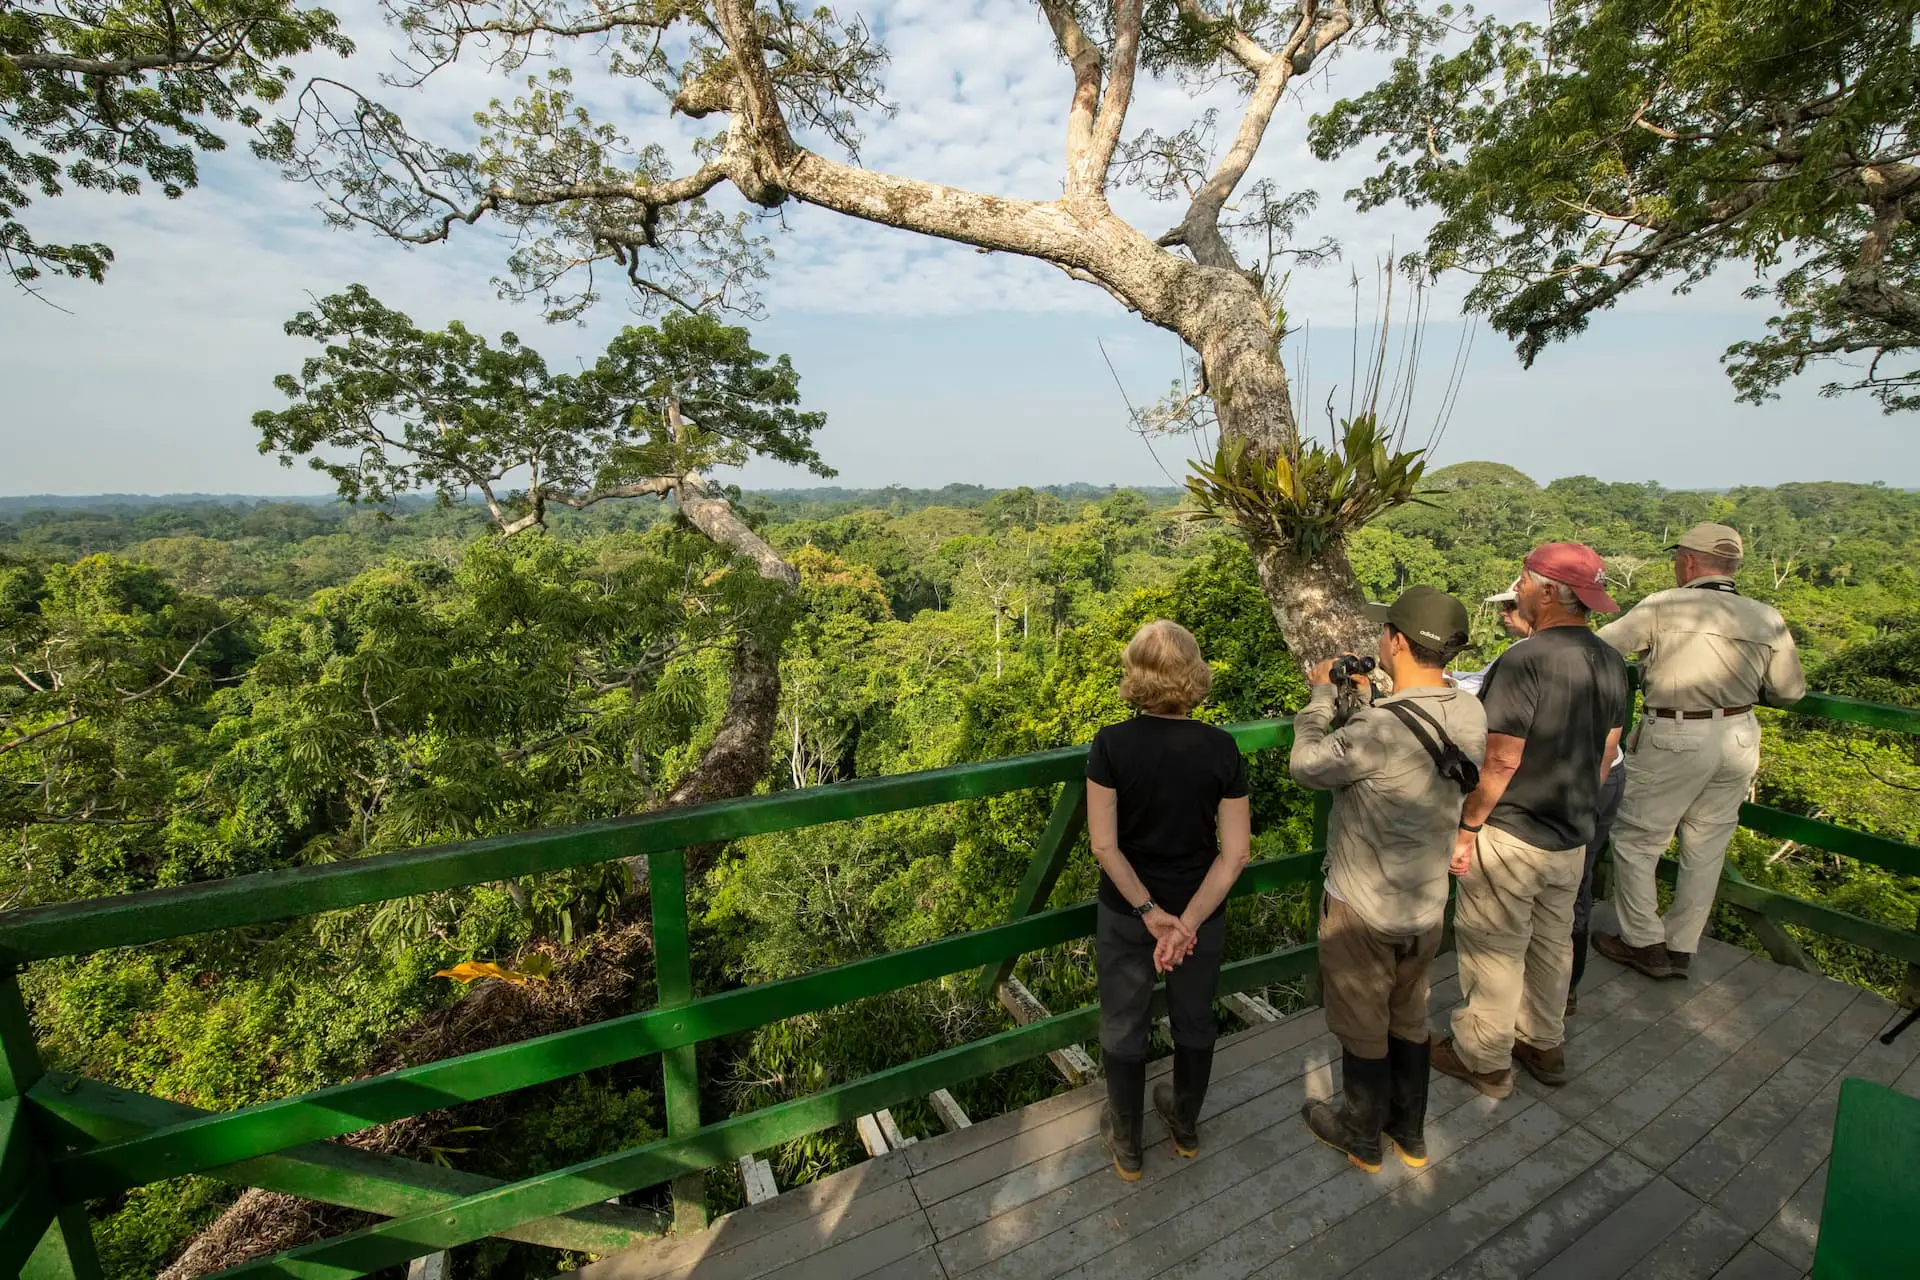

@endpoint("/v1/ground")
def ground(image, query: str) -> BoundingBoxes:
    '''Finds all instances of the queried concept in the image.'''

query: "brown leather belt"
[1648,705,1753,719]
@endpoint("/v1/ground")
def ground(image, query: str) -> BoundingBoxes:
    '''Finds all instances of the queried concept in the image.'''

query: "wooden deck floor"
[578,923,1920,1280]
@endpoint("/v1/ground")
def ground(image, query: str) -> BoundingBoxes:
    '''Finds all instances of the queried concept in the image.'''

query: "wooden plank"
[1257,1104,1579,1279]
[901,1013,1306,1184]
[1708,990,1920,1232]
[1434,1151,1656,1280]
[1668,989,1897,1201]
[875,1110,915,1149]
[997,976,1097,1086]
[577,1151,915,1280]
[856,1114,891,1159]
[928,990,1482,1277]
[1530,1176,1703,1279]
[1537,948,1762,1121]
[737,1154,779,1206]
[578,1169,926,1280]
[1128,1094,1520,1280]
[1627,1203,1753,1280]
[405,1255,449,1280]
[1713,1241,1801,1280]
[753,1209,937,1280]
[1751,1158,1824,1272]
[1338,1123,1614,1280]
[1624,974,1855,1172]
[926,1090,970,1132]
[1581,961,1817,1148]
[1223,991,1281,1026]
[932,1038,1476,1279]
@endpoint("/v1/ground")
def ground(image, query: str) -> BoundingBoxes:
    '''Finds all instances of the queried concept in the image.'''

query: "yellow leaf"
[433,960,549,987]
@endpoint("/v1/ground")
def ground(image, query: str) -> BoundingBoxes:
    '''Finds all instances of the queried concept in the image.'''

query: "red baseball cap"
[1523,542,1620,614]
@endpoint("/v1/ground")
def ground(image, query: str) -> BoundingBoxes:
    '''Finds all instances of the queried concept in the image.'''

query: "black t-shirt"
[1478,626,1630,850]
[1086,715,1249,916]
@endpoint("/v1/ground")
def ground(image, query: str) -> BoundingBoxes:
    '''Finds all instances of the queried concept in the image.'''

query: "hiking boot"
[1101,1054,1146,1182]
[1512,1039,1569,1087]
[1430,1035,1515,1099]
[1665,950,1692,980]
[1382,1035,1430,1168]
[1302,1050,1389,1172]
[1152,1044,1213,1158]
[1592,930,1673,980]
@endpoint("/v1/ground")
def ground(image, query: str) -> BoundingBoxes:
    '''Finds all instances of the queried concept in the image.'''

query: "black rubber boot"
[1153,1044,1214,1158]
[1382,1035,1431,1168]
[1101,1054,1147,1182]
[1303,1050,1390,1172]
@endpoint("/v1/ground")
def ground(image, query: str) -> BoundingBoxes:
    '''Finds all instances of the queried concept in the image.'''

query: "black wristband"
[1459,822,1483,833]
[1132,898,1157,918]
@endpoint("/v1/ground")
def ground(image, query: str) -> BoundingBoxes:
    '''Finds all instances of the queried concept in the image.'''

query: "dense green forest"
[3,472,1917,1278]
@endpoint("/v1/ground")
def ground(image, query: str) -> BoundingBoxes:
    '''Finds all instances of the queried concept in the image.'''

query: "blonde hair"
[1118,620,1212,715]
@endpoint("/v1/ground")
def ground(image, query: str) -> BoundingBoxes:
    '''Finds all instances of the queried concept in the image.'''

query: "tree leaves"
[433,958,552,987]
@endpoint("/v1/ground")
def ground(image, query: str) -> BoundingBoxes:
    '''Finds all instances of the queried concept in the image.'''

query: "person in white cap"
[1452,589,1529,697]
[1592,523,1806,981]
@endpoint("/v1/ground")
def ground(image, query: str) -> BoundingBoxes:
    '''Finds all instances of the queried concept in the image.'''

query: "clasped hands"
[1144,907,1199,974]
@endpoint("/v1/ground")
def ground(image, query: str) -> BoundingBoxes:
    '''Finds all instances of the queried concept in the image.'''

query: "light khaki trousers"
[1450,824,1583,1074]
[1609,711,1762,955]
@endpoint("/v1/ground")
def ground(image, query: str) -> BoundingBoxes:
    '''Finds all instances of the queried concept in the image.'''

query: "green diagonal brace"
[979,781,1087,995]
[31,1073,665,1254]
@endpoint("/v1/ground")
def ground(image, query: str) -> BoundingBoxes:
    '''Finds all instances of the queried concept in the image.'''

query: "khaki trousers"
[1318,893,1444,1059]
[1450,824,1583,1075]
[1610,712,1761,954]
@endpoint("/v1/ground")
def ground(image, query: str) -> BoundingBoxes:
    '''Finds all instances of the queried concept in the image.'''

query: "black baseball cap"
[1363,585,1471,655]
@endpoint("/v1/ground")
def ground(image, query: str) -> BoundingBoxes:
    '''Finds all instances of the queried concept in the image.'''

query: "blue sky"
[1,0,1913,496]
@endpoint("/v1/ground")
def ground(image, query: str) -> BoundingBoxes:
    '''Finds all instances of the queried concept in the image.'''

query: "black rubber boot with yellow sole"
[1101,1053,1147,1182]
[1382,1035,1431,1168]
[1303,1050,1390,1173]
[1153,1044,1214,1158]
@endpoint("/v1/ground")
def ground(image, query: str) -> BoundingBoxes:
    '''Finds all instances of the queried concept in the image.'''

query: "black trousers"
[1572,764,1628,991]
[1096,902,1227,1056]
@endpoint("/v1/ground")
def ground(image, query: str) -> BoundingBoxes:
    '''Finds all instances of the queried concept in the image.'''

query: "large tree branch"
[1036,0,1105,200]
[6,50,228,75]
[1085,0,1147,198]
[1175,0,1274,74]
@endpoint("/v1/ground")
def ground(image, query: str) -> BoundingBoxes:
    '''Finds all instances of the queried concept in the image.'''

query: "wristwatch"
[1132,898,1158,919]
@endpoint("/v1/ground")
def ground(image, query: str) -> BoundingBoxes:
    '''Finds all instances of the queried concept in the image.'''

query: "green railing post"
[0,970,100,1279]
[1304,791,1331,1005]
[978,781,1087,995]
[648,847,706,1233]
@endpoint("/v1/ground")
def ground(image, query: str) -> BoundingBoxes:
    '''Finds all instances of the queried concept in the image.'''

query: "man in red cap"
[1432,544,1631,1097]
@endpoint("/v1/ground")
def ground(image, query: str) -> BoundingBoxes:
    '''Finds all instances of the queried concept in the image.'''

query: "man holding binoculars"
[1289,586,1486,1171]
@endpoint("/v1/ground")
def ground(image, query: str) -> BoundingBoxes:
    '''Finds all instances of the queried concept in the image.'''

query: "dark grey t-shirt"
[1478,626,1630,851]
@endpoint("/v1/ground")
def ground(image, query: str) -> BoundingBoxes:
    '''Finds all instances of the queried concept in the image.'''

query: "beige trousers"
[1450,824,1583,1074]
[1609,711,1762,955]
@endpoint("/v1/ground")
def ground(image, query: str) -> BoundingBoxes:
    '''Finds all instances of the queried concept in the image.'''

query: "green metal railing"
[0,696,1916,1277]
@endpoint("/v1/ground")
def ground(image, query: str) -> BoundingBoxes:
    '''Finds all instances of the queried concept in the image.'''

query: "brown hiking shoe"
[1666,950,1692,980]
[1512,1040,1568,1086]
[1592,930,1673,980]
[1430,1035,1514,1100]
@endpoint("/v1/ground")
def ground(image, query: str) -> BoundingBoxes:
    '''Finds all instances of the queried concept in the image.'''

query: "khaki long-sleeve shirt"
[1290,683,1488,935]
[1596,576,1806,711]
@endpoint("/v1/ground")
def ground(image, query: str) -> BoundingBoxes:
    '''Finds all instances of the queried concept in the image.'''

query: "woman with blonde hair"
[1086,619,1253,1182]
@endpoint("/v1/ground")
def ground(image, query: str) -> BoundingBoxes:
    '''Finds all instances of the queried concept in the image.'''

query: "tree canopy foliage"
[4,469,1918,1276]
[1312,0,1920,410]
[0,0,349,289]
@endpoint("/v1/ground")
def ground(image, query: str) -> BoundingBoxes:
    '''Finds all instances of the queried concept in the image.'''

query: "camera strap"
[1380,698,1479,795]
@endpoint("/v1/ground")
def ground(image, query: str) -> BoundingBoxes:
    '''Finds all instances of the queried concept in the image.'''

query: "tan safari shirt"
[1596,576,1806,711]
[1290,683,1488,935]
